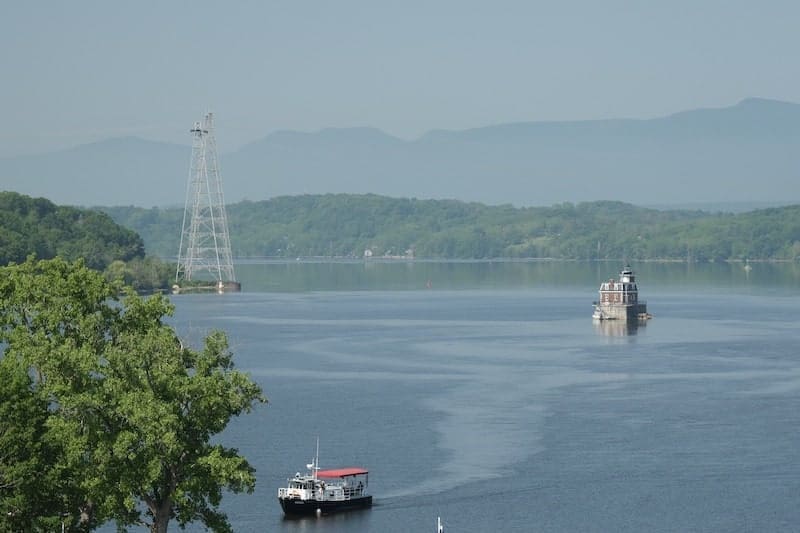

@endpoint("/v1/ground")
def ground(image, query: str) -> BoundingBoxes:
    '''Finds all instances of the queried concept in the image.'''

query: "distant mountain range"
[1,98,799,208]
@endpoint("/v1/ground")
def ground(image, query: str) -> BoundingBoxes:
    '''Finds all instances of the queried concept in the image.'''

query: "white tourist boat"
[277,440,372,517]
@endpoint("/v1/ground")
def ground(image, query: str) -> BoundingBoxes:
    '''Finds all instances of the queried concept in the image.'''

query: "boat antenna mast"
[306,437,320,480]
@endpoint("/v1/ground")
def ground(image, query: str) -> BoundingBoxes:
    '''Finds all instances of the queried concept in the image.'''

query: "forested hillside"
[0,192,144,269]
[100,194,800,262]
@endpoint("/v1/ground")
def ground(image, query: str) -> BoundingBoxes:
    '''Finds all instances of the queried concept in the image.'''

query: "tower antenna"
[175,112,239,292]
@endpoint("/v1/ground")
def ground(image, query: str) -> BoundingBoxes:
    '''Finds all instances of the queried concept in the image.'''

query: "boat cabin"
[278,467,369,503]
[318,468,369,501]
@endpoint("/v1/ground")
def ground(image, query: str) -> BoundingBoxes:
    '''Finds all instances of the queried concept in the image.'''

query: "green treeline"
[0,192,174,291]
[0,191,144,268]
[101,194,800,262]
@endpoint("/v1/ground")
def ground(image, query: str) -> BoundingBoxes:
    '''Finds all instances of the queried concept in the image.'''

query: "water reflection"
[233,259,800,293]
[278,509,372,531]
[593,319,645,337]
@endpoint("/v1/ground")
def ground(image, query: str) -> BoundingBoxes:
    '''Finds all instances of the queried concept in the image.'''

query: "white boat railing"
[279,482,366,500]
[343,484,366,498]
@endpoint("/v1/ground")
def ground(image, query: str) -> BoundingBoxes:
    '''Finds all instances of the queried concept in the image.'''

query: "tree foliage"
[0,356,80,532]
[0,257,265,532]
[0,191,144,269]
[104,256,175,293]
[102,194,800,261]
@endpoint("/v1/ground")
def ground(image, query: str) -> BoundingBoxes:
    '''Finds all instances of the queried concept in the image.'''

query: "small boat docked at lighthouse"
[277,441,372,517]
[592,265,651,321]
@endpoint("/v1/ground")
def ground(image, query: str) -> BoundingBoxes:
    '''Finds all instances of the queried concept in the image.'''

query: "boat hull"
[279,495,373,516]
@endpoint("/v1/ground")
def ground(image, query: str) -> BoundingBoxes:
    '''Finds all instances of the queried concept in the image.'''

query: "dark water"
[143,262,800,531]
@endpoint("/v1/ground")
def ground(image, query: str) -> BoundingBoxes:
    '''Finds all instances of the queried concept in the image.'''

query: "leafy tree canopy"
[0,257,265,532]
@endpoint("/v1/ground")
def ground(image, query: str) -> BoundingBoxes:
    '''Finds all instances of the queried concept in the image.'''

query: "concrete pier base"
[593,303,649,321]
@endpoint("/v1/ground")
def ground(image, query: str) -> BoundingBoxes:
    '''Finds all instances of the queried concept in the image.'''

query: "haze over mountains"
[1,98,798,209]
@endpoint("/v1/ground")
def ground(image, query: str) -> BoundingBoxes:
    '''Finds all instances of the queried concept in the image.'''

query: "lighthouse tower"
[592,265,649,321]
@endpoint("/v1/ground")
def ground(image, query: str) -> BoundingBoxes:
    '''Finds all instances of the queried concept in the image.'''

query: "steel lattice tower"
[175,112,236,287]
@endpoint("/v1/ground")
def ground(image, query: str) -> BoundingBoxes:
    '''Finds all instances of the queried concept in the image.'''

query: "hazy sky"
[2,1,798,157]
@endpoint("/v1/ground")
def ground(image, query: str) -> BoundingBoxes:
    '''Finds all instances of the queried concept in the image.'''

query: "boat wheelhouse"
[277,443,372,517]
[592,266,650,321]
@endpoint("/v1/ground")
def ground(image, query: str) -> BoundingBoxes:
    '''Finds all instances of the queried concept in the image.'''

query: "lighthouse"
[592,266,651,321]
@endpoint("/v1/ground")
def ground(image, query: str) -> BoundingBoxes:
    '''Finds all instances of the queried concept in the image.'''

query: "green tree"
[104,256,175,293]
[0,356,84,532]
[0,257,265,532]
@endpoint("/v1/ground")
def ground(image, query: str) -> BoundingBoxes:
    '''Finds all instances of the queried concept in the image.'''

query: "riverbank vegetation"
[0,192,174,290]
[102,194,800,262]
[4,190,799,267]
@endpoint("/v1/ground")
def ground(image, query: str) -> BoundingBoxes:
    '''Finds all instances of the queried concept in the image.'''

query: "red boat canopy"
[317,467,368,478]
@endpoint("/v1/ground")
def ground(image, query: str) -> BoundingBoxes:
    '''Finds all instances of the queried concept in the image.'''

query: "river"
[130,261,800,531]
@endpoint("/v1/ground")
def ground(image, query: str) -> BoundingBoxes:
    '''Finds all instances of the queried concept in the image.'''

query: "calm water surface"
[157,263,800,531]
